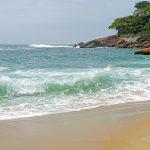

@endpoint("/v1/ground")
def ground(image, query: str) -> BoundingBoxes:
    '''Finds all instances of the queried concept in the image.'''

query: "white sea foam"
[0,67,10,72]
[30,44,72,48]
[0,67,150,120]
[75,45,80,48]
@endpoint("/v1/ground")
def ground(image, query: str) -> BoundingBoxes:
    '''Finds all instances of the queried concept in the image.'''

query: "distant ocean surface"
[0,44,150,120]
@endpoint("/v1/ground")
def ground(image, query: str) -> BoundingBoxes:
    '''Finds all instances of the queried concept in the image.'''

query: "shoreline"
[0,100,150,150]
[0,100,149,121]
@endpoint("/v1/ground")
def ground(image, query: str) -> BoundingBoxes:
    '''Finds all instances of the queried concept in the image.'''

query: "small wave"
[0,73,116,96]
[30,44,72,48]
[0,67,10,72]
[75,45,80,48]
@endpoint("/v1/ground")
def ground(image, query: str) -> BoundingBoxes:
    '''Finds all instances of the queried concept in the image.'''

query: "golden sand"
[0,101,150,150]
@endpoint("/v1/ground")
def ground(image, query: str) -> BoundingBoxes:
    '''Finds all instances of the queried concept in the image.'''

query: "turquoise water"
[0,44,150,120]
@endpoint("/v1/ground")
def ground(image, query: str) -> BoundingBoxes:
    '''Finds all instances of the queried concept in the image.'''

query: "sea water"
[0,44,150,120]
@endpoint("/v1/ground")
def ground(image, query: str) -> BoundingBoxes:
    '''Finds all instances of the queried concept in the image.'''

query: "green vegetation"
[109,1,150,35]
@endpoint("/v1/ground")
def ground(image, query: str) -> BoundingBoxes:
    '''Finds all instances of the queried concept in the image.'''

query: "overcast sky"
[0,0,141,44]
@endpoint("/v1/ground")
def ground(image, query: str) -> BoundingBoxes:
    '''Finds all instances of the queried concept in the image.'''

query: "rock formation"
[134,48,150,55]
[74,35,150,49]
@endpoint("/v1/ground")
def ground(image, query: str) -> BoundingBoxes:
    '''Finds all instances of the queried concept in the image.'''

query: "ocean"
[0,44,150,120]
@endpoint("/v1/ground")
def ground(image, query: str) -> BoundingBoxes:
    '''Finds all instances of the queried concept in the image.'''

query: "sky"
[0,0,141,44]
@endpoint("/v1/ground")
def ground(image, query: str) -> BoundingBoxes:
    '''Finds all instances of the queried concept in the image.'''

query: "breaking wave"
[0,67,10,72]
[0,67,150,97]
[0,67,150,120]
[0,73,117,97]
[30,44,72,48]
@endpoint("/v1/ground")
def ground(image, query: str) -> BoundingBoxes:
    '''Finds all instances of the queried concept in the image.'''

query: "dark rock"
[73,42,85,48]
[80,40,102,48]
[79,35,118,48]
[134,48,150,55]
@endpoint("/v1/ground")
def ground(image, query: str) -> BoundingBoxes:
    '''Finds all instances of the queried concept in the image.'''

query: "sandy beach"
[0,101,149,150]
[0,0,150,150]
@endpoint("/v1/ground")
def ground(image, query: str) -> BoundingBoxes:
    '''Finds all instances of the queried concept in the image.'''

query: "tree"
[135,1,150,9]
[109,1,150,35]
[134,1,150,16]
[143,19,150,32]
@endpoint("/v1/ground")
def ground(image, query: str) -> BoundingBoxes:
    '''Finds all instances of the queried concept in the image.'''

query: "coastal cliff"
[74,34,150,49]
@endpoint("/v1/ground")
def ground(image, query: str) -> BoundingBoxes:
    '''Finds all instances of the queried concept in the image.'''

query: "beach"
[0,0,150,149]
[0,45,150,150]
[0,101,150,150]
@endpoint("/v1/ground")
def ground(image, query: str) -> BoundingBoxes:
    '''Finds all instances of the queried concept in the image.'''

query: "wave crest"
[0,73,117,97]
[30,44,72,48]
[0,67,10,72]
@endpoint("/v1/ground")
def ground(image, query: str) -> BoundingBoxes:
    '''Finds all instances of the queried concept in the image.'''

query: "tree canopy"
[109,1,150,35]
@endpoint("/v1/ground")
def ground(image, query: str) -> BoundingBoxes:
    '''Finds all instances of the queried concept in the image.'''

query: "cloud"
[0,0,140,44]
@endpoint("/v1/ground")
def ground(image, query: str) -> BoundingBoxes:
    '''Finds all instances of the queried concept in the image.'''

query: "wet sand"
[0,101,150,150]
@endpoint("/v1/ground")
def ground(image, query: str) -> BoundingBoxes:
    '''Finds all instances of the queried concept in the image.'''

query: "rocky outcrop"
[80,40,101,48]
[74,35,150,49]
[74,40,101,48]
[73,42,85,48]
[74,35,118,48]
[134,48,150,55]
